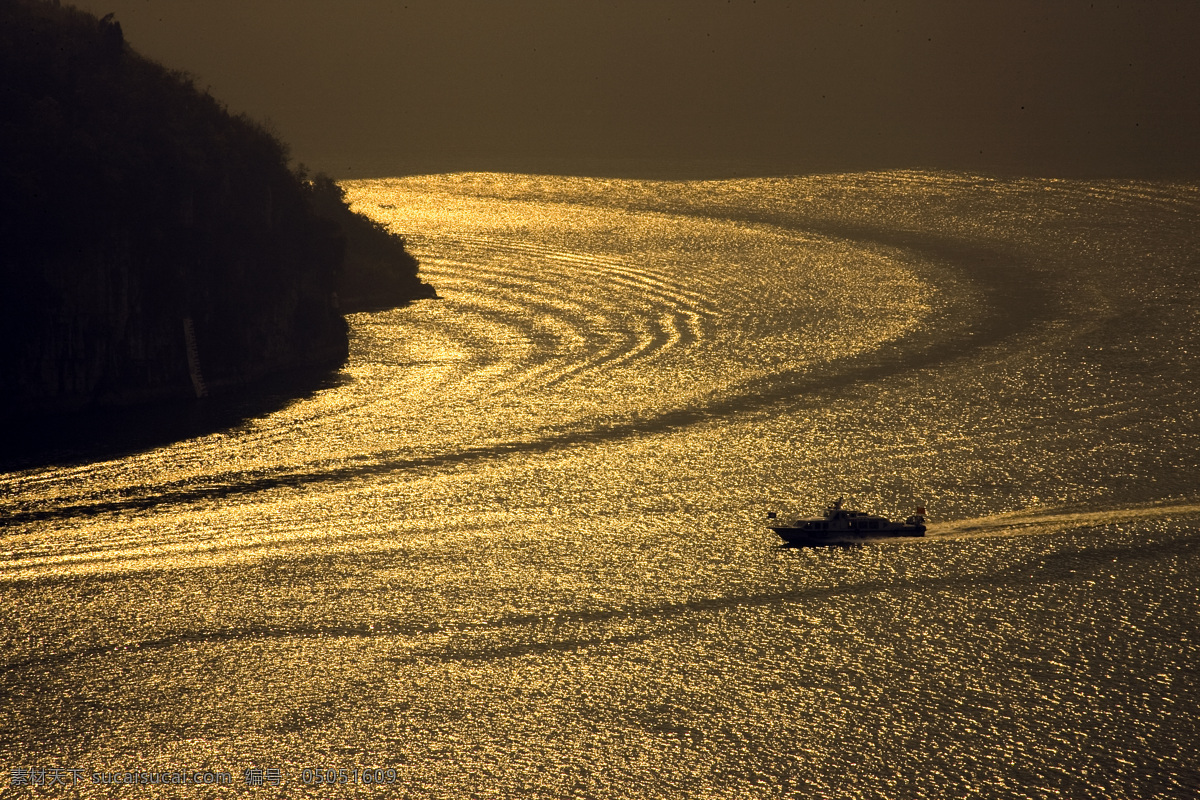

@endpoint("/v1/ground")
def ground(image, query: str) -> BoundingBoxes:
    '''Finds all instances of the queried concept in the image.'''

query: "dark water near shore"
[2,172,1198,798]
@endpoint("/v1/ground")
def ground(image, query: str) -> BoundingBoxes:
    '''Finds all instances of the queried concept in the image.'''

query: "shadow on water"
[0,367,349,475]
[2,533,1193,674]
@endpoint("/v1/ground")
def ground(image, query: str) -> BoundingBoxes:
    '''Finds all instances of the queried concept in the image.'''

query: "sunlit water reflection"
[2,172,1198,798]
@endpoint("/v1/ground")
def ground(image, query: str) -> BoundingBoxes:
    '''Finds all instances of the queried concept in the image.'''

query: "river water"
[2,172,1198,798]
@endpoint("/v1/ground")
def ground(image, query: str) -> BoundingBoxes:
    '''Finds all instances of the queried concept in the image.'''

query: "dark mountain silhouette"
[0,0,431,418]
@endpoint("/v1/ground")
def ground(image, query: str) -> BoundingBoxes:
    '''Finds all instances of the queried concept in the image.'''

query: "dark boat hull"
[771,525,926,547]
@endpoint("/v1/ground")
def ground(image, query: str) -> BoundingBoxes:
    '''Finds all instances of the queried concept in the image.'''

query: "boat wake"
[927,501,1200,540]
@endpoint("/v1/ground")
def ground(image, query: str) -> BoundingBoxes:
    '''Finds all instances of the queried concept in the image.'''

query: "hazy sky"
[70,0,1200,178]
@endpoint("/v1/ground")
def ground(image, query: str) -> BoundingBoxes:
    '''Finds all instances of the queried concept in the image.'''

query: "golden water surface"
[2,172,1198,798]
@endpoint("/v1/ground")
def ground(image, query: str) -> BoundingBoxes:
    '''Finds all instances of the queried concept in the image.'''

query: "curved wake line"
[414,239,719,393]
[427,232,723,311]
[423,272,701,396]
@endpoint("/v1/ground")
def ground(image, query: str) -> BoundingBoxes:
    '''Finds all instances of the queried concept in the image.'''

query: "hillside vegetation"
[0,0,431,415]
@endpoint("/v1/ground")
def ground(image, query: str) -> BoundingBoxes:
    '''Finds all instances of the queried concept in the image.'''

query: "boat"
[768,498,926,546]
